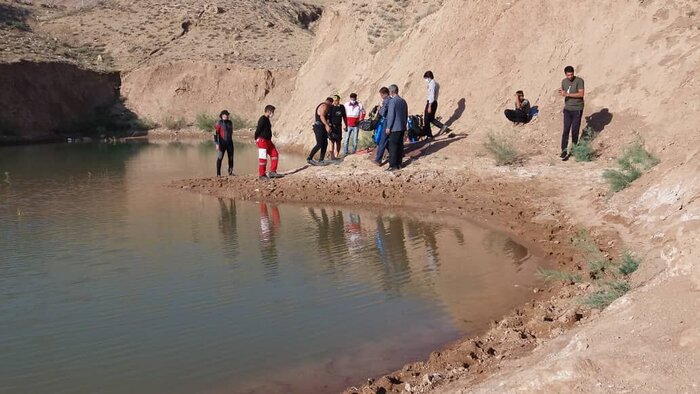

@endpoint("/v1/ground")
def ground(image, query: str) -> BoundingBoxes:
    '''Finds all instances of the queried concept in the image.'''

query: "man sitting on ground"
[504,90,532,124]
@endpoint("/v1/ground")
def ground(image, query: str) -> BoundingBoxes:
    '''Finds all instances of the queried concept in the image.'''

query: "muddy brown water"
[0,140,543,393]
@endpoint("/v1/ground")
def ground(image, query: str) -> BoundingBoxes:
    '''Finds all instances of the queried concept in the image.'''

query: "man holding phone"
[559,65,585,159]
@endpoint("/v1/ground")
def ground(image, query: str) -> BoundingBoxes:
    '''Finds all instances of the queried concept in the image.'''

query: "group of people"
[307,92,367,163]
[504,65,586,160]
[307,70,449,170]
[214,65,586,178]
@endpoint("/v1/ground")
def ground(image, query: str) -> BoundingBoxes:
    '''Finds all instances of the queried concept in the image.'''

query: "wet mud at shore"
[172,147,622,393]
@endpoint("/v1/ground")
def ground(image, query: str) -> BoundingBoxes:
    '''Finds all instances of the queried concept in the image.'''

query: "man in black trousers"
[384,84,408,171]
[559,65,585,159]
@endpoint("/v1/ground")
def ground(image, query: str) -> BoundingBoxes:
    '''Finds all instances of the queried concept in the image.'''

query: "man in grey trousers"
[384,84,408,171]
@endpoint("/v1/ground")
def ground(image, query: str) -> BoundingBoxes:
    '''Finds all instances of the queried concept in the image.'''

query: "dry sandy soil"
[3,0,700,392]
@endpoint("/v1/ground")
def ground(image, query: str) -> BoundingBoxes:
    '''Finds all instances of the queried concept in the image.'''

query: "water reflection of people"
[217,198,239,261]
[344,212,365,254]
[483,232,529,266]
[259,203,281,279]
[376,216,411,294]
[416,221,441,273]
[307,208,346,270]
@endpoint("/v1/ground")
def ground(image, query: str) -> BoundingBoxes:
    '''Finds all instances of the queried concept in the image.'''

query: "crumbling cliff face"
[0,61,120,143]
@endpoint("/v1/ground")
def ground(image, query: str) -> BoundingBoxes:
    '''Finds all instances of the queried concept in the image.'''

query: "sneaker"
[370,159,381,166]
[306,158,314,165]
[258,175,269,181]
[386,167,398,172]
[268,171,282,178]
[559,151,568,159]
[439,125,449,135]
[227,168,234,176]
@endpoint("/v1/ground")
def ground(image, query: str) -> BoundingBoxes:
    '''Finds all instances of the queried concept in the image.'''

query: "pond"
[0,140,542,393]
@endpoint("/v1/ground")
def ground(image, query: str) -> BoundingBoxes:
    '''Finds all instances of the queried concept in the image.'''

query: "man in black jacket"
[214,110,234,176]
[255,105,281,180]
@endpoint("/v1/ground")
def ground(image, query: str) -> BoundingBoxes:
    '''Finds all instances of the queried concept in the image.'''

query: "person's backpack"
[373,117,385,144]
[407,115,424,142]
[359,118,376,131]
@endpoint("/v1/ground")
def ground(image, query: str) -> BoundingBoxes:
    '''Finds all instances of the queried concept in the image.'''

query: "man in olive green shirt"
[559,65,585,159]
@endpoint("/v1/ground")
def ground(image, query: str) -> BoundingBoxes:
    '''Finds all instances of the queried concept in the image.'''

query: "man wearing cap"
[214,110,235,176]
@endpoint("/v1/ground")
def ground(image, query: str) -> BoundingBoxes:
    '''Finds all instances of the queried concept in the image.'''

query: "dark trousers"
[375,128,389,162]
[216,141,234,175]
[308,123,328,161]
[504,109,530,124]
[388,130,405,169]
[423,101,444,137]
[562,109,583,151]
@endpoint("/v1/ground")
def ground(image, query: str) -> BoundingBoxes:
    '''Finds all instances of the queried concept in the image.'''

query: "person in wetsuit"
[307,97,333,163]
[328,95,347,160]
[214,110,234,176]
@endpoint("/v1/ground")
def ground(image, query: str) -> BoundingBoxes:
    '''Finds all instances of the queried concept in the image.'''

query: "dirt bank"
[0,61,121,144]
[121,61,296,125]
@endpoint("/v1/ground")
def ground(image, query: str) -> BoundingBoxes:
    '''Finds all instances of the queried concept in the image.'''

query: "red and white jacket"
[343,101,366,127]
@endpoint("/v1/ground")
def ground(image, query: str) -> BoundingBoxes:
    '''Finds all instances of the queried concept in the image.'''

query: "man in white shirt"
[423,71,448,138]
[343,93,366,155]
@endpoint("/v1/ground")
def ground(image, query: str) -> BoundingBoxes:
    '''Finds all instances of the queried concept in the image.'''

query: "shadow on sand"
[585,108,613,134]
[444,98,466,127]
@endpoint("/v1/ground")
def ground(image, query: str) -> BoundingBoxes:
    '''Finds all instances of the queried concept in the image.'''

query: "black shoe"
[307,158,314,165]
[562,154,570,162]
[560,151,568,159]
[258,175,269,181]
[386,167,397,172]
[268,171,282,179]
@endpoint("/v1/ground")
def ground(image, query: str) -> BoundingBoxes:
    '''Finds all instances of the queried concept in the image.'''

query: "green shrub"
[230,114,255,130]
[134,118,156,131]
[484,131,519,165]
[604,140,658,192]
[620,140,660,170]
[6,20,30,31]
[571,139,594,162]
[162,117,187,130]
[571,126,598,162]
[195,113,217,132]
[571,229,608,277]
[618,251,640,276]
[357,131,376,151]
[603,167,640,192]
[536,267,582,284]
[583,281,630,309]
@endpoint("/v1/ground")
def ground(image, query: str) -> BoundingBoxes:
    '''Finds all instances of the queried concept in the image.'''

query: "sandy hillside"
[35,0,323,71]
[0,0,112,68]
[10,0,446,126]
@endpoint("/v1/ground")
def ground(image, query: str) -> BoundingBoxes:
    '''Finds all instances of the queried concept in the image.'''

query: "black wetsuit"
[214,119,234,175]
[308,103,329,161]
[328,104,346,142]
